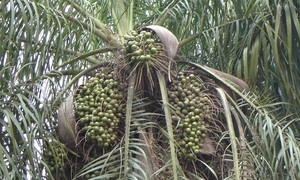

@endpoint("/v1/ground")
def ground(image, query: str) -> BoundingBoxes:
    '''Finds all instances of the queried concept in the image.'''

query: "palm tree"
[1,0,300,179]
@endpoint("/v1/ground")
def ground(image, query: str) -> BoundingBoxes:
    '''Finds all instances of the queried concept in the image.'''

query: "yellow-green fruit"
[43,141,67,176]
[74,70,126,150]
[168,72,212,160]
[124,30,163,64]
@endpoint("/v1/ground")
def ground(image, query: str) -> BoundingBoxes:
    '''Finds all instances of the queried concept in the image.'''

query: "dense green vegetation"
[1,0,300,179]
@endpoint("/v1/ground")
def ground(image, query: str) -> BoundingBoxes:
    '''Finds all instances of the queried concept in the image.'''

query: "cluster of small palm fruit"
[43,141,67,175]
[83,165,118,180]
[168,72,212,159]
[74,70,126,149]
[124,30,164,63]
[83,170,101,179]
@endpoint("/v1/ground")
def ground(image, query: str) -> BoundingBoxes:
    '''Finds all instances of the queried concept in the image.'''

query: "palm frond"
[0,80,45,178]
[248,109,300,179]
[175,0,300,120]
[215,76,300,179]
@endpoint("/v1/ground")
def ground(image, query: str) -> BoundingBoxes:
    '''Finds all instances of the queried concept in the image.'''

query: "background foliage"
[1,0,300,179]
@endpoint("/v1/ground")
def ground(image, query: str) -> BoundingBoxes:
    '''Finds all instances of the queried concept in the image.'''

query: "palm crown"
[1,0,300,179]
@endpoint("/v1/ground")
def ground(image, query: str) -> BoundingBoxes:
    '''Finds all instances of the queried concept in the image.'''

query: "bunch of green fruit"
[168,72,212,159]
[83,170,101,179]
[83,165,118,180]
[74,70,126,149]
[43,141,67,175]
[124,30,164,63]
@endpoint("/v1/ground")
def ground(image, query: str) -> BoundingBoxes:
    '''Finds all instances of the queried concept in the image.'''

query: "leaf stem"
[157,70,178,180]
[63,14,120,45]
[216,88,240,180]
[58,46,123,68]
[127,0,134,32]
[156,0,181,26]
[123,71,137,179]
[178,33,201,47]
[65,0,111,35]
[110,0,129,37]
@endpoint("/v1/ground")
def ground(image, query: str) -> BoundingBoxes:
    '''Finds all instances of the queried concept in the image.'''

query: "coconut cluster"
[74,70,126,149]
[168,72,212,159]
[124,30,164,63]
